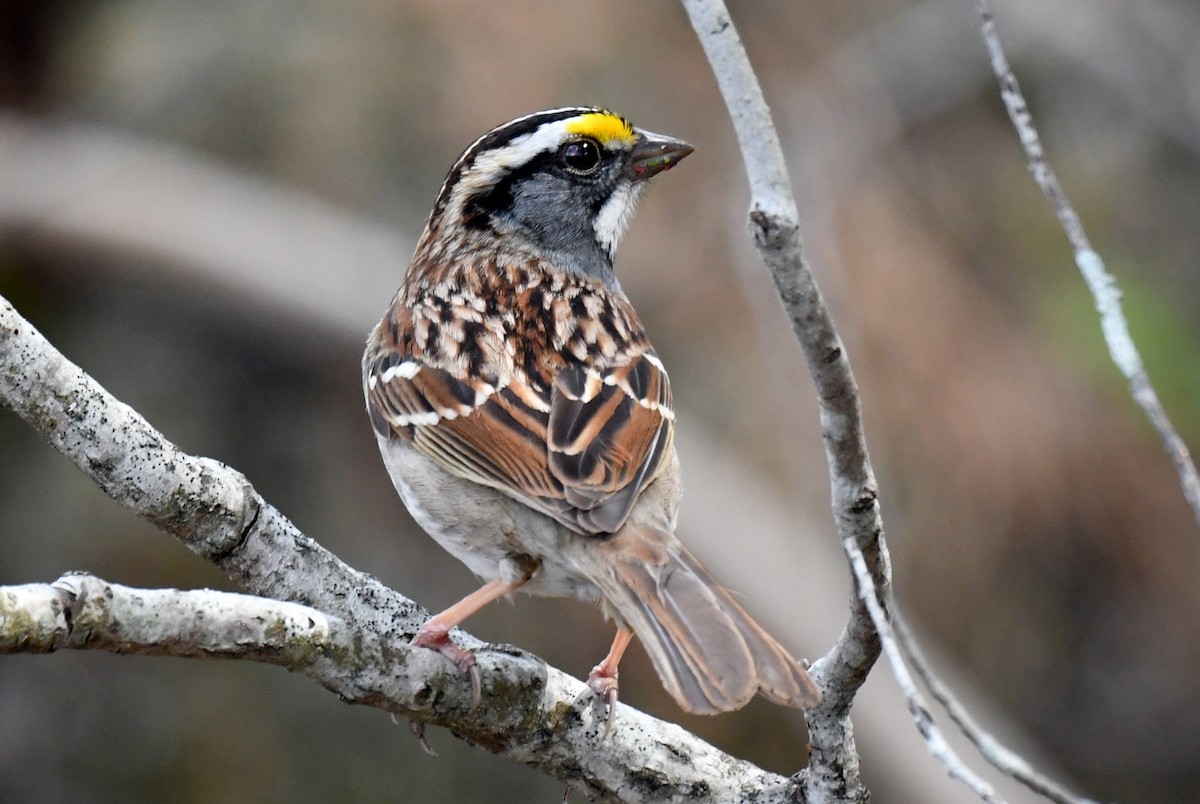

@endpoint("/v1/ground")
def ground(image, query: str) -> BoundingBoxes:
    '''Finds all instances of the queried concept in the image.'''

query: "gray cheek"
[515,183,594,250]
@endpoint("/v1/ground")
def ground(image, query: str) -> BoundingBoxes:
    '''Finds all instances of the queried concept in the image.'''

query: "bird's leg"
[412,577,525,705]
[587,628,634,733]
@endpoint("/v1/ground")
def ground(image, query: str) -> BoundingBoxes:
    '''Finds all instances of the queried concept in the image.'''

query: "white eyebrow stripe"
[448,121,572,215]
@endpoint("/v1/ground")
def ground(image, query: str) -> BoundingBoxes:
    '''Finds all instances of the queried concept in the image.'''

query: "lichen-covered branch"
[1,574,345,664]
[975,0,1200,529]
[0,293,796,803]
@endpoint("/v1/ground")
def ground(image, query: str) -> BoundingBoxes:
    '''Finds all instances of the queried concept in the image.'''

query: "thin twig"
[894,613,1100,804]
[679,0,884,705]
[680,2,1017,802]
[680,2,884,800]
[843,543,1006,804]
[975,0,1200,528]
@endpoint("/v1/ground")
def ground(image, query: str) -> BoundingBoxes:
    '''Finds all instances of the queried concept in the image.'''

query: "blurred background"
[2,1,1199,802]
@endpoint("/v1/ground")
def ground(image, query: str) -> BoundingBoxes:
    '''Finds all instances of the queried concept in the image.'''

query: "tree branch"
[974,0,1200,529]
[680,0,885,704]
[0,292,797,802]
[678,3,1055,802]
[2,574,345,664]
[678,3,888,801]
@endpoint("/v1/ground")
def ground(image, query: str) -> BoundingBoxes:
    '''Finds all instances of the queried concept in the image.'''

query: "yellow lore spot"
[566,112,636,146]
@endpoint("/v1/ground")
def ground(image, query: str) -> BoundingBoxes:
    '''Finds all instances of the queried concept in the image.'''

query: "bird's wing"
[546,352,674,532]
[365,348,673,535]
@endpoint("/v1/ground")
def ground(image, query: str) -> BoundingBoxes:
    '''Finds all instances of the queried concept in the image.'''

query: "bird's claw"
[586,667,620,736]
[408,719,438,757]
[412,625,482,708]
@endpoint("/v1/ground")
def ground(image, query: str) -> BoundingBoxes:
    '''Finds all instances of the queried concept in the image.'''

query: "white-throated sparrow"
[364,107,820,717]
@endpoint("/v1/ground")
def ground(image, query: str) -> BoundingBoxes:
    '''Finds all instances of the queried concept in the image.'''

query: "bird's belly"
[378,436,601,601]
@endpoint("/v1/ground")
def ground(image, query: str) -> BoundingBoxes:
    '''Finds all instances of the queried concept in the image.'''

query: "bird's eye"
[560,138,602,174]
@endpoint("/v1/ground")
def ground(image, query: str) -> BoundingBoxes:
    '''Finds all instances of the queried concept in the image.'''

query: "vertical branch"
[975,0,1200,528]
[674,0,870,797]
[679,3,1025,802]
[679,0,884,713]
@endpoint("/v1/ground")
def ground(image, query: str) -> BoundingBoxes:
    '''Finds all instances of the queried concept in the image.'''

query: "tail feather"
[595,528,821,714]
[618,576,745,711]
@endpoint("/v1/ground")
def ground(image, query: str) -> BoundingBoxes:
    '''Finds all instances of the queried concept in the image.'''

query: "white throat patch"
[593,181,643,259]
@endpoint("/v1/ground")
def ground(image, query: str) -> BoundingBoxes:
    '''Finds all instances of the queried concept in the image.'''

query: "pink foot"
[412,621,482,706]
[586,665,620,735]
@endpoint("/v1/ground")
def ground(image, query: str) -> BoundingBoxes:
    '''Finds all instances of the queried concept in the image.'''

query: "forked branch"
[679,2,1065,802]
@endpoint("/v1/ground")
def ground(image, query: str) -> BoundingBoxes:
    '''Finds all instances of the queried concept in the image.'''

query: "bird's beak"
[627,131,694,181]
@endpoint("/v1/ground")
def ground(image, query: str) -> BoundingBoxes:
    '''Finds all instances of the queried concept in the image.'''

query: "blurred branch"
[975,0,1200,529]
[0,111,406,332]
[894,614,1098,804]
[0,293,797,803]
